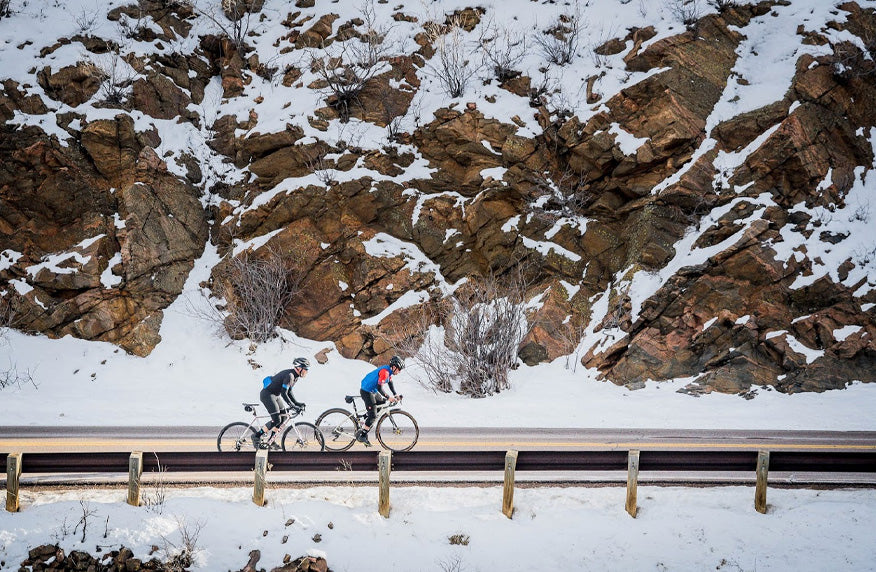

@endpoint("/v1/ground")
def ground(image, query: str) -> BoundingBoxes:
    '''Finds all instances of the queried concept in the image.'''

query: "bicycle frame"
[349,396,398,427]
[239,404,303,446]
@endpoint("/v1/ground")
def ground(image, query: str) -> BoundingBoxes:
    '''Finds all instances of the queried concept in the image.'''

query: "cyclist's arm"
[377,369,397,400]
[283,387,304,408]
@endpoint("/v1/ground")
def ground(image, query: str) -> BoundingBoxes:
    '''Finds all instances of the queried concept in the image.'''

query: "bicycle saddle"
[344,395,356,403]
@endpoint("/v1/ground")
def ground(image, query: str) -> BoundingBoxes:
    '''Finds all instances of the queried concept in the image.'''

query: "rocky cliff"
[1,0,874,394]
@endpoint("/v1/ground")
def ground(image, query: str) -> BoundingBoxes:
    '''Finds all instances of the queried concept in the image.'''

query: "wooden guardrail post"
[502,450,519,519]
[253,449,269,507]
[127,452,143,507]
[626,450,640,518]
[755,450,770,514]
[6,452,22,513]
[378,450,391,518]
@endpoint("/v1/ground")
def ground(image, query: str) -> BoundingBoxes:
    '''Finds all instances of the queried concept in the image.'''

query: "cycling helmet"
[293,357,310,370]
[389,355,405,371]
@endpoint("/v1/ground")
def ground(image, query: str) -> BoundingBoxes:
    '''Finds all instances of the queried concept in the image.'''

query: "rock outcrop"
[1,0,875,392]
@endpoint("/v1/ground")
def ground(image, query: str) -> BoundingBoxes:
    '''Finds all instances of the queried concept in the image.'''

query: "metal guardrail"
[5,449,876,517]
[4,450,876,474]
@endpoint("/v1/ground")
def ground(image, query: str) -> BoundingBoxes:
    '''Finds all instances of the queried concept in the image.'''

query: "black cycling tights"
[260,388,288,431]
[360,389,386,428]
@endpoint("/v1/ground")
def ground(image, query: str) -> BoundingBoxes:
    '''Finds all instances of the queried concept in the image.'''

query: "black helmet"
[389,355,405,370]
[293,357,310,370]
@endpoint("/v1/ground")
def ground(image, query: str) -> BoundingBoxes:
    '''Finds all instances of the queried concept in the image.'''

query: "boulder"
[36,62,101,107]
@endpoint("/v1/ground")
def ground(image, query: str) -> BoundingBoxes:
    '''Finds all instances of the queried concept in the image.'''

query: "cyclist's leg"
[358,389,377,443]
[257,390,285,443]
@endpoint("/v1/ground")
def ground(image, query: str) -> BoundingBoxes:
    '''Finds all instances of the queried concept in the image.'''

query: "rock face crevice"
[1,1,875,392]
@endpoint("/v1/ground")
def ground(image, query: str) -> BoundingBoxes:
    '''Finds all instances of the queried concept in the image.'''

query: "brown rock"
[2,79,49,119]
[130,72,193,120]
[296,14,339,48]
[36,63,101,106]
[80,114,143,189]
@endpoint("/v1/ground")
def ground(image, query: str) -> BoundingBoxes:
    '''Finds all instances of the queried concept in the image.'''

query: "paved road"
[2,426,875,453]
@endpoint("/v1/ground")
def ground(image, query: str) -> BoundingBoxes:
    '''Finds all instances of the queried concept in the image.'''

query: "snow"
[2,0,876,569]
[2,486,875,572]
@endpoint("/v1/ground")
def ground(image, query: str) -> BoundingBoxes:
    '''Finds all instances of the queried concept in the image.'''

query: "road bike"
[217,403,325,452]
[315,394,419,452]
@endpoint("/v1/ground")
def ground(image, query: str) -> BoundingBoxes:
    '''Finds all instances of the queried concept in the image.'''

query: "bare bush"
[117,8,149,39]
[304,150,338,186]
[534,10,584,66]
[854,244,876,269]
[181,0,254,55]
[555,317,587,373]
[142,453,169,514]
[830,30,876,82]
[85,48,136,104]
[162,516,204,572]
[385,271,532,398]
[213,246,306,343]
[665,0,701,30]
[438,555,467,572]
[0,0,10,19]
[74,6,101,34]
[0,299,36,390]
[310,0,391,121]
[478,20,526,82]
[425,15,479,98]
[375,80,410,142]
[73,501,98,544]
[707,0,737,12]
[528,169,590,222]
[0,362,35,390]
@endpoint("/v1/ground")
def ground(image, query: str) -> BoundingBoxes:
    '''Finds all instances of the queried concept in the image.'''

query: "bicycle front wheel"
[315,408,357,452]
[217,422,257,452]
[376,410,419,452]
[282,422,325,452]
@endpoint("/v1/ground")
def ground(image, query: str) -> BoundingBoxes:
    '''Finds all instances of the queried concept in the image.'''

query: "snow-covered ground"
[1,484,874,572]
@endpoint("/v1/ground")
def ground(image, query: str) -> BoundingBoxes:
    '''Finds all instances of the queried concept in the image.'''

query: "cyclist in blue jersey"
[356,355,405,446]
[252,357,310,447]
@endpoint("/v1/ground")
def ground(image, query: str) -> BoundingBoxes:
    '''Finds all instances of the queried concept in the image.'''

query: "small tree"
[0,0,10,20]
[214,247,305,343]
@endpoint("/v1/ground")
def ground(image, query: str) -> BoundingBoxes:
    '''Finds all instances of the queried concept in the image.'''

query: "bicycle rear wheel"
[217,422,257,452]
[315,408,357,452]
[375,410,419,452]
[282,422,326,451]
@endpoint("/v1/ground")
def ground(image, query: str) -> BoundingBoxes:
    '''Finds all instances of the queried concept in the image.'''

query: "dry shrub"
[214,247,306,343]
[384,270,533,398]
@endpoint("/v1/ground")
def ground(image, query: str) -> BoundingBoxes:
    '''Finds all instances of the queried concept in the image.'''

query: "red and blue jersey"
[361,365,393,393]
